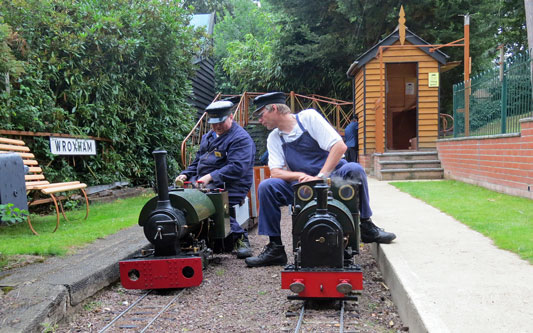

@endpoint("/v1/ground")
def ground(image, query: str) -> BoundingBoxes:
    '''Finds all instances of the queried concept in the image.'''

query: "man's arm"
[270,168,308,182]
[318,140,347,175]
[295,140,347,182]
[209,135,255,186]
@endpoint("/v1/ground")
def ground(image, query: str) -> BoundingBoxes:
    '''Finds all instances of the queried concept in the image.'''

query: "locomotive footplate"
[120,255,203,290]
[281,265,363,300]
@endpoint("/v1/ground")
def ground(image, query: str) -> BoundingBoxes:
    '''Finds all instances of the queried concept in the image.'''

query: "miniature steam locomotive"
[281,179,363,300]
[119,150,232,290]
[120,150,364,297]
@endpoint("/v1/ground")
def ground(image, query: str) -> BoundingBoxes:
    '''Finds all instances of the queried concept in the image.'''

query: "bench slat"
[28,167,42,173]
[23,159,39,165]
[25,174,45,181]
[26,181,51,190]
[0,137,25,145]
[0,151,35,159]
[0,143,31,152]
[34,181,80,189]
[40,183,87,194]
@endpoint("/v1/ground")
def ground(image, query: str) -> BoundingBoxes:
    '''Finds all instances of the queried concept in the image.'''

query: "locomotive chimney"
[152,150,170,204]
[315,183,329,214]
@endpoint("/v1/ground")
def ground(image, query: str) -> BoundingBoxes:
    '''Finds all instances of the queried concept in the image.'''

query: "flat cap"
[206,100,234,124]
[252,92,286,116]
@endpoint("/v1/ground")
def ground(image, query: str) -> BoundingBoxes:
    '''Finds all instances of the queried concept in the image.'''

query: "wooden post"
[464,14,470,136]
[290,91,295,113]
[377,47,385,153]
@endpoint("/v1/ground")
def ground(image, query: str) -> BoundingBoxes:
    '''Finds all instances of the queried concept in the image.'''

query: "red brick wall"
[437,117,533,199]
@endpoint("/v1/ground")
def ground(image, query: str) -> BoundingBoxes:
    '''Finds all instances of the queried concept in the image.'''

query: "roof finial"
[399,5,406,45]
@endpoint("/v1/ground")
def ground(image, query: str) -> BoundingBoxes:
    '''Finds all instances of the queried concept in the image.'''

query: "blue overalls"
[181,122,256,236]
[257,115,372,236]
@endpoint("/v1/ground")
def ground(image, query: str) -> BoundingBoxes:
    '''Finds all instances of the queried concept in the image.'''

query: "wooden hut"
[346,8,449,176]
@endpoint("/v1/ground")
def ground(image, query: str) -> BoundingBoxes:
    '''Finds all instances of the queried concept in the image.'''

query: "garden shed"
[346,9,449,162]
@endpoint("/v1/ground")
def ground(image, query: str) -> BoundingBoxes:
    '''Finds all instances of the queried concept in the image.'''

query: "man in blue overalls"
[245,92,396,267]
[176,100,256,259]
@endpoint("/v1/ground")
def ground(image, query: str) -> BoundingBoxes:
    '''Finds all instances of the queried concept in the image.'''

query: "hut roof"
[346,27,449,77]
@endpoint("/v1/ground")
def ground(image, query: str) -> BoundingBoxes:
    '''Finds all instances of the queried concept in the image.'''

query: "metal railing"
[180,92,353,167]
[453,50,532,137]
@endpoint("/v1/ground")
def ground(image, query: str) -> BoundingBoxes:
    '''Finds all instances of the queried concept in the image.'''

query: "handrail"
[439,113,454,137]
[180,91,354,168]
[180,93,221,166]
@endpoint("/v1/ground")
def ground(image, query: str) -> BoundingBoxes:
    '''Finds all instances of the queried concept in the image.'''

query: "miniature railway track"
[98,289,183,332]
[292,300,347,333]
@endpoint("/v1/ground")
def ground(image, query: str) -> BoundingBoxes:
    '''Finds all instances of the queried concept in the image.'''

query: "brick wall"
[437,117,533,199]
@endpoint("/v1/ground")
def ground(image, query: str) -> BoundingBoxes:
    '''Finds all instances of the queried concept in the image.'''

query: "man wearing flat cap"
[245,92,396,268]
[176,100,256,259]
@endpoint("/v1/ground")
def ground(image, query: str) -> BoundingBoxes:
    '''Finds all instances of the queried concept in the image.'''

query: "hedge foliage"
[0,0,203,185]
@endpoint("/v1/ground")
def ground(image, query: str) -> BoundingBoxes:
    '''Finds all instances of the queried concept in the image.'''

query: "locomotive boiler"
[281,179,363,300]
[119,150,231,290]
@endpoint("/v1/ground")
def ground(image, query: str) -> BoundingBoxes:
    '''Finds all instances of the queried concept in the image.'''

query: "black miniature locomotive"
[281,179,363,299]
[119,150,231,290]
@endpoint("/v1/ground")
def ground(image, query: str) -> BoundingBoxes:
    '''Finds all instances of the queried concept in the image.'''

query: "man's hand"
[298,174,322,183]
[175,174,187,184]
[197,173,213,185]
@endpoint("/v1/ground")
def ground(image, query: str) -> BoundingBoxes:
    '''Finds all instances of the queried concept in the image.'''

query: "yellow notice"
[428,72,439,87]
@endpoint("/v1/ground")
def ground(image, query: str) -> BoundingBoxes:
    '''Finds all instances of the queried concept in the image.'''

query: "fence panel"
[452,50,532,137]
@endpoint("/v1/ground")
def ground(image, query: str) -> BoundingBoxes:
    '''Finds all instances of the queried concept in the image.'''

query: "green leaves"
[0,0,199,185]
[0,204,28,225]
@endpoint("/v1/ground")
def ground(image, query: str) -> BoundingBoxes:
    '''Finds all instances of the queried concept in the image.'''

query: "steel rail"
[139,290,183,333]
[294,302,306,333]
[339,301,345,333]
[98,290,152,333]
[293,300,347,332]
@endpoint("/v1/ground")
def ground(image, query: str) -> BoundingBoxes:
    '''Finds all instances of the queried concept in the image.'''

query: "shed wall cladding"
[191,57,215,117]
[437,118,533,199]
[355,69,365,153]
[361,41,440,152]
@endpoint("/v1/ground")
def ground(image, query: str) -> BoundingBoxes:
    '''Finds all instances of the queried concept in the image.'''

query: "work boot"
[234,235,253,259]
[245,242,287,267]
[360,218,396,244]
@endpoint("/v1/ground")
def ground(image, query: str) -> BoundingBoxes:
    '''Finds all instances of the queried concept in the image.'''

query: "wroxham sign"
[49,137,97,155]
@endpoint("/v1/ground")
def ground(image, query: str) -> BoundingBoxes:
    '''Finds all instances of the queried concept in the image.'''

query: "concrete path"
[368,178,533,333]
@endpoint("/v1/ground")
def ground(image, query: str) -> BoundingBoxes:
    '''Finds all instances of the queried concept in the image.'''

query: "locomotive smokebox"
[143,150,187,256]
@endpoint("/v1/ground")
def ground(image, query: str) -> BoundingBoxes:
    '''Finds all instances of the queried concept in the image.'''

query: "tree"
[0,0,200,184]
[258,0,528,103]
[213,0,281,92]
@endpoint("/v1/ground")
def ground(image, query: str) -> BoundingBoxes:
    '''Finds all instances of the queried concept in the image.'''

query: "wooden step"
[379,167,444,181]
[379,159,442,170]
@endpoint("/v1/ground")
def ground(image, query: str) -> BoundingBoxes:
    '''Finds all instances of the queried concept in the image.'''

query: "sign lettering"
[49,137,97,155]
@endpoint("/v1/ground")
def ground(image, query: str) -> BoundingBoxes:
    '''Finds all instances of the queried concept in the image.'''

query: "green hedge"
[0,0,202,185]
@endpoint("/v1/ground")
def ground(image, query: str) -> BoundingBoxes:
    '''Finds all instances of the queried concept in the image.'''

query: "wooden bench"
[0,137,89,235]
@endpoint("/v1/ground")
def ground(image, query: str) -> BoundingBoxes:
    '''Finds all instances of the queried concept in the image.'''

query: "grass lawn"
[0,192,153,269]
[391,180,533,264]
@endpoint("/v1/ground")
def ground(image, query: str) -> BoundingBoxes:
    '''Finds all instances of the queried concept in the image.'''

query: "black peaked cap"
[206,100,234,124]
[252,92,286,115]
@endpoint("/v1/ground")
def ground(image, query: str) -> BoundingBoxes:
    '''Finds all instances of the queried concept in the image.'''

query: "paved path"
[368,178,533,333]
